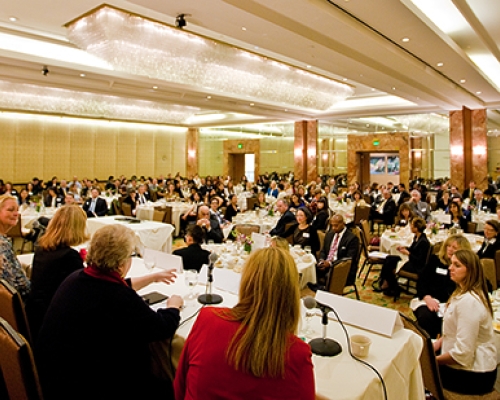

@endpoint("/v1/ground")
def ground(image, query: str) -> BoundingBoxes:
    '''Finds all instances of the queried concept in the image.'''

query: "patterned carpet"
[173,238,414,318]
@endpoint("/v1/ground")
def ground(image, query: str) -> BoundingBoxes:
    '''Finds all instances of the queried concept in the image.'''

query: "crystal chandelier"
[0,80,199,124]
[66,5,354,112]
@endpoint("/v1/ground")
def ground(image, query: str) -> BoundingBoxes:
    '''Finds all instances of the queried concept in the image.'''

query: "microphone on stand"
[198,252,223,305]
[303,296,342,357]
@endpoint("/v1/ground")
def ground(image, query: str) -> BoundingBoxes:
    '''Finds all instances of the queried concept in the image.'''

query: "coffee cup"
[350,334,371,358]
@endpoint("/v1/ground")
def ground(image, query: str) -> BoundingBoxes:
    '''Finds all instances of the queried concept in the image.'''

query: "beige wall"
[0,114,187,183]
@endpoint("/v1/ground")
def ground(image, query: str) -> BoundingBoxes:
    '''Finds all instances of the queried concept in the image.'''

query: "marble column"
[294,120,317,182]
[186,128,199,177]
[449,108,487,190]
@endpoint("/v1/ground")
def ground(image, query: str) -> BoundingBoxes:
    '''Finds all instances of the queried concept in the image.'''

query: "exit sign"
[238,143,243,149]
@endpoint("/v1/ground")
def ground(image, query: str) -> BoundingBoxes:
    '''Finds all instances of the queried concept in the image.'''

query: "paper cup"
[350,335,371,358]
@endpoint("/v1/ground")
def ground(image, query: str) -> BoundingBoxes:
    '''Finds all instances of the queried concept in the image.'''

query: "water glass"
[301,310,315,337]
[184,269,199,300]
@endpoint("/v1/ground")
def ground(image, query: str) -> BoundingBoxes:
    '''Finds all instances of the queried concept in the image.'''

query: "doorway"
[229,153,245,182]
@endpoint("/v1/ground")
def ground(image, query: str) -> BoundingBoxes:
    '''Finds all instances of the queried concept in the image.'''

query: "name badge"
[436,267,448,276]
[303,233,310,238]
[422,208,427,212]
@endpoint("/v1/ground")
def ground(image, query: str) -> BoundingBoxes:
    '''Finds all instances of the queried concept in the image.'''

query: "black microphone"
[198,252,223,305]
[303,296,342,357]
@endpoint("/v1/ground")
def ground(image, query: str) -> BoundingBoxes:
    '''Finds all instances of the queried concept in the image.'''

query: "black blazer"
[416,254,455,303]
[372,198,396,225]
[202,215,224,243]
[223,204,239,223]
[402,233,431,275]
[477,238,500,259]
[269,210,296,237]
[173,244,210,273]
[82,197,109,217]
[319,229,360,284]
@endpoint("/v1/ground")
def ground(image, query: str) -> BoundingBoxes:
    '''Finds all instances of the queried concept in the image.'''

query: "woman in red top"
[174,247,315,400]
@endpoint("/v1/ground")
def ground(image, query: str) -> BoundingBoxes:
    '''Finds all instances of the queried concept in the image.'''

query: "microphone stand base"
[309,338,342,357]
[198,293,223,305]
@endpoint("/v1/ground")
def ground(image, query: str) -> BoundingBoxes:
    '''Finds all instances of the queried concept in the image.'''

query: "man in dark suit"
[196,205,223,243]
[462,180,476,201]
[82,188,109,218]
[483,189,498,213]
[136,184,150,205]
[477,220,500,259]
[173,225,210,272]
[308,214,359,291]
[370,189,396,225]
[269,199,296,237]
[397,183,411,208]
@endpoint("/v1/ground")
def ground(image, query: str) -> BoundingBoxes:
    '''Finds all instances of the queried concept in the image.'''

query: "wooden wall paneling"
[43,122,70,180]
[171,131,187,176]
[15,119,44,182]
[136,129,155,178]
[0,118,16,181]
[94,125,116,180]
[115,128,137,178]
[69,123,96,179]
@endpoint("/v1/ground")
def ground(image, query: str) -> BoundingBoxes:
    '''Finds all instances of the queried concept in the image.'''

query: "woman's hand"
[153,269,177,285]
[424,295,440,312]
[167,294,184,310]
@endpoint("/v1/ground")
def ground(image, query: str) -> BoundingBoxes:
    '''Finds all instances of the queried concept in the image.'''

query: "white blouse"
[442,292,496,372]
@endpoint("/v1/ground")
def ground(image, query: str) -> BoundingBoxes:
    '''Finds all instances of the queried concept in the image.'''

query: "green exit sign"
[373,139,380,146]
[238,143,243,149]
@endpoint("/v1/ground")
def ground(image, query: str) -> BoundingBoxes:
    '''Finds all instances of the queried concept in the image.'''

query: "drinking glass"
[301,309,315,337]
[143,253,155,270]
[184,269,199,300]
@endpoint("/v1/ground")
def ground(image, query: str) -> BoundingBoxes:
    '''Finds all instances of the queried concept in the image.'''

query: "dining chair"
[397,243,436,295]
[480,258,497,291]
[149,190,158,202]
[121,203,133,217]
[357,220,386,286]
[316,230,326,259]
[152,209,166,223]
[0,317,44,400]
[112,200,123,216]
[7,218,32,254]
[0,279,32,345]
[466,222,478,234]
[325,258,351,296]
[246,197,258,211]
[353,206,371,226]
[163,205,173,225]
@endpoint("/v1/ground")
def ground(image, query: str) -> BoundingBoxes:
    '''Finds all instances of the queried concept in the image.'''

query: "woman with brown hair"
[434,249,497,395]
[25,205,89,340]
[174,246,315,399]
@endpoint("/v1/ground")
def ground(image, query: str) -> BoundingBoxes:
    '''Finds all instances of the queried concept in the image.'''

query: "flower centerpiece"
[427,221,440,235]
[232,229,253,253]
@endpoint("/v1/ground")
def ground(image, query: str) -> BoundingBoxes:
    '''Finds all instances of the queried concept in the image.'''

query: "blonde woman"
[434,249,497,395]
[25,205,89,340]
[413,235,471,338]
[174,247,315,399]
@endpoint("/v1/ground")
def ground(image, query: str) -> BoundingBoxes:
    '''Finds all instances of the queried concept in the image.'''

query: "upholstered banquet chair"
[0,317,44,400]
[0,279,32,344]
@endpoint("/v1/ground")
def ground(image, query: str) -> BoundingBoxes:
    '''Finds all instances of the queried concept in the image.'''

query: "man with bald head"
[196,205,223,243]
[308,214,359,291]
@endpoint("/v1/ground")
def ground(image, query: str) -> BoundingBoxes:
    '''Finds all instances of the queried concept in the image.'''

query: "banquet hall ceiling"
[1,0,500,129]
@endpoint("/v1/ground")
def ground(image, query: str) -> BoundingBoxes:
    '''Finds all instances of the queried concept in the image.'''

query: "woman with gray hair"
[37,224,183,400]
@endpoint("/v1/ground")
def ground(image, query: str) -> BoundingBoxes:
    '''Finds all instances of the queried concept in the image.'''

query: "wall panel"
[43,123,71,180]
[15,120,44,182]
[0,118,16,181]
[70,124,96,179]
[136,130,155,178]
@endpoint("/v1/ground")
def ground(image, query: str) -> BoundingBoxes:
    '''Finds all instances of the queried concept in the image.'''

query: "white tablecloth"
[472,212,498,233]
[127,259,424,400]
[86,216,174,253]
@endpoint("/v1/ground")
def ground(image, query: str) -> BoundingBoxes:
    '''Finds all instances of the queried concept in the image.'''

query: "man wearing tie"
[308,214,359,291]
[477,220,500,259]
[136,184,150,205]
[83,188,108,218]
[370,189,396,225]
[462,180,476,200]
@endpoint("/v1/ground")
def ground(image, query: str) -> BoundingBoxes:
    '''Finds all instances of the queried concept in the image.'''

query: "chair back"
[353,206,371,225]
[466,222,478,234]
[359,220,372,247]
[163,206,173,224]
[316,230,326,258]
[363,194,372,204]
[326,258,352,296]
[121,203,132,217]
[399,313,445,400]
[0,280,32,344]
[0,317,44,400]
[112,200,122,216]
[233,224,260,237]
[284,222,296,244]
[150,190,158,202]
[152,210,166,223]
[246,197,258,211]
[481,258,497,291]
[7,217,23,239]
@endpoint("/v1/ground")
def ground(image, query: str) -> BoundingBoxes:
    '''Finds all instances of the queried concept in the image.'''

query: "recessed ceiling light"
[284,109,288,112]
[9,17,18,22]
[241,27,247,31]
[152,85,158,89]
[460,79,466,83]
[371,88,376,91]
[249,103,254,106]
[342,78,348,81]
[402,37,410,42]
[437,62,444,67]
[392,87,396,90]
[206,95,211,99]
[476,91,482,95]
[80,73,86,77]
[306,65,311,69]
